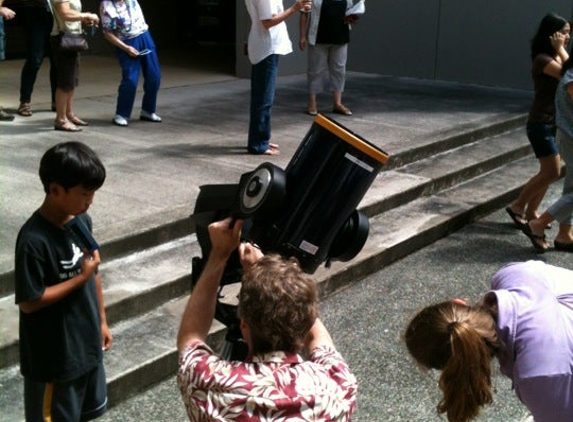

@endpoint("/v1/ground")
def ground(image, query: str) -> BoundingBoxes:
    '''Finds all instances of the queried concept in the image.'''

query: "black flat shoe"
[554,240,573,252]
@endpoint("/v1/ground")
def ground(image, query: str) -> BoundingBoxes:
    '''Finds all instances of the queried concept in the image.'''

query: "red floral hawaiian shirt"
[178,340,357,421]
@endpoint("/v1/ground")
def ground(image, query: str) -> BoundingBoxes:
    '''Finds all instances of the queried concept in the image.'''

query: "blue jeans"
[248,54,279,154]
[19,6,56,104]
[115,31,161,118]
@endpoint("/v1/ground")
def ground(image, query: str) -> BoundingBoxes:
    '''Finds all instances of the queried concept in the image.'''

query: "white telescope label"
[345,153,374,172]
[299,240,319,255]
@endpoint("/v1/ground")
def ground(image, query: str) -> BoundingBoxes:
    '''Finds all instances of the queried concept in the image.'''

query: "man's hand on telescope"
[177,217,243,352]
[209,217,243,260]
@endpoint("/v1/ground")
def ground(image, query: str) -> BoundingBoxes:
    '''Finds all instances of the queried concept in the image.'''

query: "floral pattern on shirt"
[100,0,147,39]
[178,341,357,421]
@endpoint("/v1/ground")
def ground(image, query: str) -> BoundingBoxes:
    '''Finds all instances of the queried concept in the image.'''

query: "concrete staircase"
[0,112,536,421]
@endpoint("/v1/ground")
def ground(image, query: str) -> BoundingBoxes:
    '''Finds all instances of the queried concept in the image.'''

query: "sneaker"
[140,110,162,122]
[113,114,128,127]
[0,109,15,121]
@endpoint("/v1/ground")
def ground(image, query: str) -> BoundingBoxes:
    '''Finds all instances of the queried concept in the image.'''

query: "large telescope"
[191,114,389,358]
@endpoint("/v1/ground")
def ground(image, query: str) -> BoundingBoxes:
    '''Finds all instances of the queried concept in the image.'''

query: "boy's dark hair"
[39,142,106,194]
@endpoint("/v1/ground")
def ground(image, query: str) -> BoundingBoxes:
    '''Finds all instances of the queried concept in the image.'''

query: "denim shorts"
[526,122,558,158]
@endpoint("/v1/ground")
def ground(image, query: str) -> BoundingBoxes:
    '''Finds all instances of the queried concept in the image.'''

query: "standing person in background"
[523,51,573,252]
[17,0,57,117]
[0,0,16,121]
[244,0,312,156]
[299,0,358,116]
[405,260,573,422]
[505,12,570,228]
[49,0,99,132]
[99,0,161,127]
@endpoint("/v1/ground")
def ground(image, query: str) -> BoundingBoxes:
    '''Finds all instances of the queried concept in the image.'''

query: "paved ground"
[0,53,532,276]
[98,185,572,422]
[3,53,571,422]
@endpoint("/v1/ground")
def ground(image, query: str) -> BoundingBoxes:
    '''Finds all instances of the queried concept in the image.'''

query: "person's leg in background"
[113,38,142,126]
[0,14,15,121]
[306,43,328,116]
[19,5,55,116]
[248,54,279,155]
[138,31,161,122]
[329,43,351,115]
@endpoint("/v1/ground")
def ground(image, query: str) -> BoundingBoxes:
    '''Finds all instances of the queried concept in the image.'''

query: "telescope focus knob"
[238,162,286,218]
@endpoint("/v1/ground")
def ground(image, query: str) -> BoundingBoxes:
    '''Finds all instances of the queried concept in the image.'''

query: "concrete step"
[0,126,530,369]
[0,113,526,298]
[0,149,539,421]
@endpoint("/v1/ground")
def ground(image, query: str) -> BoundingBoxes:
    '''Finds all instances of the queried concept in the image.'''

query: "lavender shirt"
[487,260,573,422]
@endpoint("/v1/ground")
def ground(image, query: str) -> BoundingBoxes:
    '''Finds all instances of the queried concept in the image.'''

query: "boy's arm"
[18,250,101,314]
[95,273,113,351]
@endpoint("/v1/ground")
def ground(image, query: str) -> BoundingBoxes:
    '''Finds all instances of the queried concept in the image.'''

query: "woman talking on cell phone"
[99,0,161,127]
[505,13,570,230]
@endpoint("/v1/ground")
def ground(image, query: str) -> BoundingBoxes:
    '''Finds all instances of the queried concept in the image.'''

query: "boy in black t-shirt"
[15,141,112,421]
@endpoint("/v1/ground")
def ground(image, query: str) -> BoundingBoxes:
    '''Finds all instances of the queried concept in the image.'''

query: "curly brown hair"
[404,301,501,422]
[238,254,318,355]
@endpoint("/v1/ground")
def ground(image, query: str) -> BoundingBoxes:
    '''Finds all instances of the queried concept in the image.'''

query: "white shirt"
[245,0,293,64]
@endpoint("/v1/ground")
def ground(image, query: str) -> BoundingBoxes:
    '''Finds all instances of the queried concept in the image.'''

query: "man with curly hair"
[177,217,357,421]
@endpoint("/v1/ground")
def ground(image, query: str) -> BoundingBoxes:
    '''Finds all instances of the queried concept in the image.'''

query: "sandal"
[54,120,82,132]
[17,103,32,117]
[505,207,526,229]
[521,222,548,252]
[332,104,352,116]
[67,115,89,126]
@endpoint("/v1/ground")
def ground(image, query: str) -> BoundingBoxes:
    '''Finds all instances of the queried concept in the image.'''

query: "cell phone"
[138,48,152,56]
[65,217,99,252]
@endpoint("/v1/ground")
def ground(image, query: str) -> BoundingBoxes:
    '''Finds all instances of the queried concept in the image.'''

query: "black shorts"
[50,36,80,91]
[24,362,107,422]
[526,122,559,158]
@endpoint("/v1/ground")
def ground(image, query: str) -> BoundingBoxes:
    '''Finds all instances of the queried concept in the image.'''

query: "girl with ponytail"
[404,260,573,422]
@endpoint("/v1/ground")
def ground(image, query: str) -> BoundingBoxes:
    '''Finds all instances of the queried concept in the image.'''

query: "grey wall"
[236,0,573,89]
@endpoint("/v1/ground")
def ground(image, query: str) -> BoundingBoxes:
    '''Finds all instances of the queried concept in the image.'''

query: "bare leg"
[333,91,343,108]
[554,224,573,244]
[54,87,69,123]
[307,94,317,114]
[510,154,561,218]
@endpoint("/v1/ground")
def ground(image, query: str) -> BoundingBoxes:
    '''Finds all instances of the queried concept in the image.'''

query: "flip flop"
[521,223,548,252]
[505,207,526,228]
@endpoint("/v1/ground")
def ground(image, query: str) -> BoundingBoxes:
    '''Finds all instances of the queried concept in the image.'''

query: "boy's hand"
[80,250,101,282]
[101,323,113,351]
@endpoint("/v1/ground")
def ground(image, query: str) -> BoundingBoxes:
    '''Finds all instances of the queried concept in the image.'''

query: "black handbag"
[59,32,89,52]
